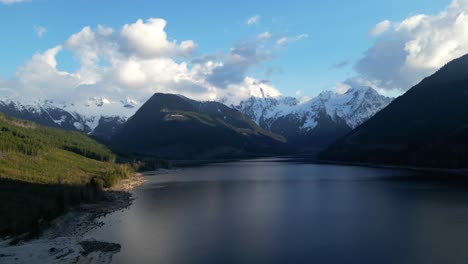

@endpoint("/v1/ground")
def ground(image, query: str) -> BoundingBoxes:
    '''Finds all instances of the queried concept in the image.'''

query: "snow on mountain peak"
[235,86,393,131]
[0,85,390,142]
[86,97,112,107]
[0,95,141,133]
[120,98,140,109]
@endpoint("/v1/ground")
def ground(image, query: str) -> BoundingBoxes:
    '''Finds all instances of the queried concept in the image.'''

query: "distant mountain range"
[3,56,468,167]
[0,85,393,159]
[320,54,468,168]
[0,96,137,139]
[235,86,393,150]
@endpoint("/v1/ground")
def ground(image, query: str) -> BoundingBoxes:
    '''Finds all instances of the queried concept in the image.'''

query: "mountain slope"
[0,86,391,151]
[319,54,468,168]
[235,87,393,150]
[111,93,288,159]
[0,96,137,139]
[0,113,133,236]
[0,112,132,185]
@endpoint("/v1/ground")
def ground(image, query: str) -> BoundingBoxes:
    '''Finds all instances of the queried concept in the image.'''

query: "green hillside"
[0,113,130,186]
[0,113,131,238]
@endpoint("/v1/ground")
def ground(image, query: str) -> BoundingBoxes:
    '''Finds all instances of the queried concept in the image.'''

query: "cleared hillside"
[0,113,131,237]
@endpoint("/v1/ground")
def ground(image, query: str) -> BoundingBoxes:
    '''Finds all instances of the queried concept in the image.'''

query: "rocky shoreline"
[0,173,146,264]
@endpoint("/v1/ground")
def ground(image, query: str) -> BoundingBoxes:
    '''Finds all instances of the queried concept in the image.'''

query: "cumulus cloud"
[120,18,196,58]
[356,0,468,92]
[34,25,47,38]
[246,15,260,25]
[369,20,392,36]
[13,46,82,101]
[1,18,289,105]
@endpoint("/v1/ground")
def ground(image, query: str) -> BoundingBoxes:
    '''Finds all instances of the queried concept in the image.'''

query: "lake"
[86,158,468,264]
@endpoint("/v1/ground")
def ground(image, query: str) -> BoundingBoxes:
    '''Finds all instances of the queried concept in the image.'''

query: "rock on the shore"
[0,237,121,264]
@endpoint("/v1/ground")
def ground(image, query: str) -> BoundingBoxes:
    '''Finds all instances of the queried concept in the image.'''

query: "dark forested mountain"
[110,93,288,159]
[235,86,392,151]
[91,116,126,140]
[320,54,468,168]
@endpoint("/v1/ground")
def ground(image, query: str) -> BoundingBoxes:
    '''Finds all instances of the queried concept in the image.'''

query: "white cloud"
[97,24,114,36]
[246,15,260,25]
[276,34,308,46]
[13,46,81,101]
[34,25,47,38]
[35,46,62,68]
[1,18,287,105]
[369,20,392,36]
[333,82,352,94]
[0,0,27,4]
[223,77,281,102]
[120,18,196,58]
[258,31,272,40]
[295,90,311,103]
[276,37,288,46]
[117,59,148,87]
[355,0,468,92]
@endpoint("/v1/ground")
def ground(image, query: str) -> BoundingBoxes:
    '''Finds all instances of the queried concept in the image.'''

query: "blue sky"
[0,0,457,100]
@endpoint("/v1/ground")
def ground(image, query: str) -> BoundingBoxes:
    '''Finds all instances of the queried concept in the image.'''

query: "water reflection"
[86,159,468,264]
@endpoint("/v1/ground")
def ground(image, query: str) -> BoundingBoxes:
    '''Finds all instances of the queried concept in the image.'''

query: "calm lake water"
[87,159,468,264]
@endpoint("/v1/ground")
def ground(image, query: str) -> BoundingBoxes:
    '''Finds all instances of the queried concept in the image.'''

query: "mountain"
[319,54,468,168]
[0,87,391,154]
[110,93,288,159]
[0,112,123,184]
[235,86,393,150]
[0,112,132,236]
[0,96,138,139]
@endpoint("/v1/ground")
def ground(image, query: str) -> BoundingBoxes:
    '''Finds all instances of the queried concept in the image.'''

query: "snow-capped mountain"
[234,86,393,150]
[0,86,391,151]
[0,95,140,139]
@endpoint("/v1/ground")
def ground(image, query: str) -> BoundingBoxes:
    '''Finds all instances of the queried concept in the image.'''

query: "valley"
[2,1,468,263]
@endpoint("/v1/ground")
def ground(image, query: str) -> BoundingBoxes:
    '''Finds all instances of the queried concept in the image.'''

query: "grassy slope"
[0,113,129,186]
[0,113,131,238]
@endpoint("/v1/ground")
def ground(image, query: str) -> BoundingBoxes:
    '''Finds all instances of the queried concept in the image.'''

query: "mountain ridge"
[234,86,393,149]
[0,95,138,138]
[110,93,288,159]
[0,87,392,153]
[319,53,468,168]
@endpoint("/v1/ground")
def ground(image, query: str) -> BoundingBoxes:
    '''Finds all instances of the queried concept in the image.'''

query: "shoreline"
[315,159,468,177]
[0,172,148,264]
[3,159,466,263]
